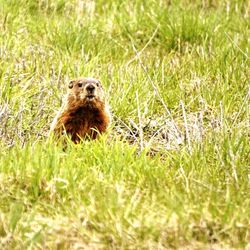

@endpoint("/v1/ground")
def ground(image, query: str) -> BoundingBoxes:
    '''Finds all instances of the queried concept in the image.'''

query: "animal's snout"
[86,84,95,94]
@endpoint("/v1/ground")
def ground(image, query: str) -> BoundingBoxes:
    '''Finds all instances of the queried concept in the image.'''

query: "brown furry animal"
[50,77,111,143]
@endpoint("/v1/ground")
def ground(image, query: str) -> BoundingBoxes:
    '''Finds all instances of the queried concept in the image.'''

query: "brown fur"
[50,77,111,143]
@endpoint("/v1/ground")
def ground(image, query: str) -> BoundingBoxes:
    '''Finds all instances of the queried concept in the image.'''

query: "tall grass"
[0,0,249,249]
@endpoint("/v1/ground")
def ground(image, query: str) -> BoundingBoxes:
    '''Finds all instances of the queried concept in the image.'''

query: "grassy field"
[0,0,249,249]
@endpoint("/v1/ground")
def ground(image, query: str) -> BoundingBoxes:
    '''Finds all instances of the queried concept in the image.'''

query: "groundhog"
[50,77,111,143]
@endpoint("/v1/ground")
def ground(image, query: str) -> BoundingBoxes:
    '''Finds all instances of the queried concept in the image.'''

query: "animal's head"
[67,77,106,109]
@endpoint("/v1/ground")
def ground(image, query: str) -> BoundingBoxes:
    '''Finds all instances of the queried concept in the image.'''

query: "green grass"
[0,0,249,249]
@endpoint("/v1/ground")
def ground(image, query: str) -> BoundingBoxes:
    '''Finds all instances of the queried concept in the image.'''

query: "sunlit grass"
[0,0,249,249]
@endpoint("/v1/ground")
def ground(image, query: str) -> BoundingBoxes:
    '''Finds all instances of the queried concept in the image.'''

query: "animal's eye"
[78,83,83,87]
[96,81,101,87]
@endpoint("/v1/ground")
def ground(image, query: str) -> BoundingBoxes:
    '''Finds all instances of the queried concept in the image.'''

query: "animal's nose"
[86,84,95,93]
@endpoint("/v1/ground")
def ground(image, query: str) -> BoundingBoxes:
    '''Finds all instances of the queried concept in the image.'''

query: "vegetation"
[0,0,249,249]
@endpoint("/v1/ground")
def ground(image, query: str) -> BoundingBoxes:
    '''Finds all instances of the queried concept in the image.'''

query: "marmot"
[50,77,111,143]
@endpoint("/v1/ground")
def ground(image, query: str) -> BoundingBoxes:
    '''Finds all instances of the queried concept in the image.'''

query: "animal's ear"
[68,80,74,89]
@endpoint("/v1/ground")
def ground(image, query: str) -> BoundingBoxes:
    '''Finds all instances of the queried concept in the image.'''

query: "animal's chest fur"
[61,107,107,142]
